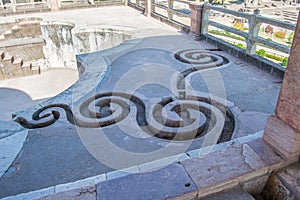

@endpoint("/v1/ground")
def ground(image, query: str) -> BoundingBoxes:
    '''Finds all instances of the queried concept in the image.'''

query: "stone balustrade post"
[246,9,261,54]
[50,0,59,11]
[144,0,152,17]
[168,0,174,20]
[189,2,205,41]
[263,11,300,159]
[11,0,16,12]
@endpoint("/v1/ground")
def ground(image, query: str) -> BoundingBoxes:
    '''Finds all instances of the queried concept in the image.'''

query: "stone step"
[30,65,41,75]
[0,35,5,41]
[10,25,21,32]
[3,21,42,40]
[12,58,23,68]
[3,30,12,36]
[2,55,14,66]
[202,189,255,200]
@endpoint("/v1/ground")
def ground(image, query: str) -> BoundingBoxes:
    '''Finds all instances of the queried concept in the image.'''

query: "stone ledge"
[2,135,286,200]
[0,37,45,48]
[181,143,270,198]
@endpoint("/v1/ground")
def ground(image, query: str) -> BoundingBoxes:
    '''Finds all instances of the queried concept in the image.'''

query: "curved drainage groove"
[14,48,235,142]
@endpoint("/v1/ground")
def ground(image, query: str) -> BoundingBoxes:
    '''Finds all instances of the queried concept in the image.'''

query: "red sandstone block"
[263,115,300,159]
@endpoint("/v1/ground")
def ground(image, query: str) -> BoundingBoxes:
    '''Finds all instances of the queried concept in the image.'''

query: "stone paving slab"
[0,122,112,198]
[38,186,96,200]
[181,144,268,198]
[96,163,198,200]
[0,130,27,177]
[202,189,255,200]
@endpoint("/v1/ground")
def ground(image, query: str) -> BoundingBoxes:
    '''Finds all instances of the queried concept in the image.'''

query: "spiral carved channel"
[146,97,225,141]
[14,49,233,141]
[175,49,228,69]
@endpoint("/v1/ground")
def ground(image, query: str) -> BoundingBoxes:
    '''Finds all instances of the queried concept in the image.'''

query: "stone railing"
[0,0,124,14]
[0,0,50,13]
[151,0,191,28]
[201,3,296,55]
[128,0,145,9]
[128,0,191,29]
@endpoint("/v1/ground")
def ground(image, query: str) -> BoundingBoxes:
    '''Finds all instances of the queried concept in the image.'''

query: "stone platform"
[0,6,282,199]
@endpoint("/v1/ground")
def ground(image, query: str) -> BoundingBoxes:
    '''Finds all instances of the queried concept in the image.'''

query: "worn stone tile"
[106,165,140,180]
[55,174,106,193]
[181,144,267,197]
[246,138,283,170]
[237,111,269,133]
[0,130,27,177]
[37,186,96,200]
[2,186,55,200]
[97,163,198,200]
[138,153,189,172]
[201,189,255,200]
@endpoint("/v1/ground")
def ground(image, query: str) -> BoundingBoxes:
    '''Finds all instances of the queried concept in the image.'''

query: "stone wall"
[40,21,76,69]
[73,27,131,54]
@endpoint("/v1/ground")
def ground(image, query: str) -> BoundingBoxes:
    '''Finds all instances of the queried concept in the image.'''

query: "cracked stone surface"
[37,186,96,200]
[97,163,198,200]
[181,144,267,197]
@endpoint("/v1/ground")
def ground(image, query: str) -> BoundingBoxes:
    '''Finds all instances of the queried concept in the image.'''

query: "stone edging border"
[2,131,263,200]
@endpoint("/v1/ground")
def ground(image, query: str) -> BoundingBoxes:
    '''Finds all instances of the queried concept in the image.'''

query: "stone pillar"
[50,0,59,11]
[189,3,205,41]
[263,11,300,159]
[144,0,152,17]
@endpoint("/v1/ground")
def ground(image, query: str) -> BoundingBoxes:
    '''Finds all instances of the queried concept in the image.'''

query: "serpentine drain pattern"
[15,49,234,141]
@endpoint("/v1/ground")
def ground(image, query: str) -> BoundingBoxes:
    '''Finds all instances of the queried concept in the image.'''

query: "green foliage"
[267,38,272,41]
[208,30,245,41]
[288,32,294,43]
[257,49,266,57]
[225,31,231,36]
[265,52,284,62]
[274,31,286,39]
[282,57,289,66]
[237,43,246,49]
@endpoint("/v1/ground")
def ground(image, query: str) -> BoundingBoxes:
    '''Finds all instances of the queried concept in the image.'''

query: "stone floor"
[0,6,282,199]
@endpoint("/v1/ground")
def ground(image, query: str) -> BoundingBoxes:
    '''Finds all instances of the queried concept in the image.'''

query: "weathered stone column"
[144,0,152,17]
[189,3,205,41]
[50,0,59,11]
[263,11,300,159]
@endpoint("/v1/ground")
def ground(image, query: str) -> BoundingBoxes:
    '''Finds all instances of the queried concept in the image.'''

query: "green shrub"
[274,31,286,39]
[265,53,284,62]
[267,38,272,41]
[225,31,231,36]
[282,57,289,66]
[288,32,294,43]
[257,49,266,57]
[236,43,246,49]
